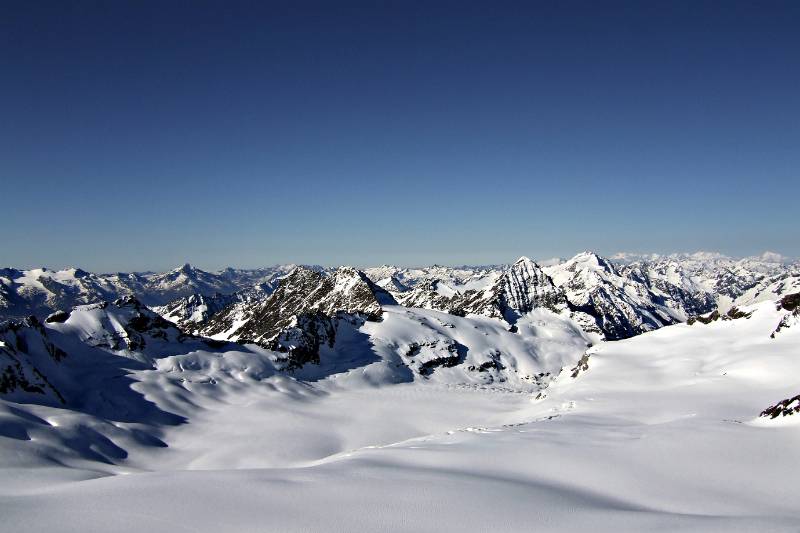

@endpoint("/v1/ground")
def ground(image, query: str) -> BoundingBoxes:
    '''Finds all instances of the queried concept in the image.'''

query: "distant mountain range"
[2,250,799,473]
[2,252,796,341]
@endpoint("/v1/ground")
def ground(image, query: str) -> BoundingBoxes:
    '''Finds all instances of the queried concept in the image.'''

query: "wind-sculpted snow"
[2,252,800,532]
[1,285,799,531]
[0,288,590,474]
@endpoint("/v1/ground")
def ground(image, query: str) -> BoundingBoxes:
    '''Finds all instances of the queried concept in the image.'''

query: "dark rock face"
[467,350,506,373]
[778,292,800,312]
[687,310,721,325]
[70,297,190,353]
[686,307,752,326]
[0,317,66,402]
[270,313,337,370]
[624,265,716,318]
[570,352,591,378]
[458,257,568,321]
[201,267,396,370]
[154,292,241,331]
[771,294,800,338]
[45,310,71,323]
[546,252,687,340]
[760,394,800,418]
[399,279,469,316]
[414,340,467,377]
[399,257,566,323]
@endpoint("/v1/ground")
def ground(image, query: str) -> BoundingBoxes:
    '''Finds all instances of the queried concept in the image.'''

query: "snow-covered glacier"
[1,252,799,532]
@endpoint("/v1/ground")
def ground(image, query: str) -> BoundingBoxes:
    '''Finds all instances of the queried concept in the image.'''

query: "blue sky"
[2,1,798,271]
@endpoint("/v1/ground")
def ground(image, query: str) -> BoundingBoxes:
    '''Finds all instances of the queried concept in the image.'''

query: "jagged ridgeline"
[2,253,799,340]
[1,251,799,416]
[199,267,396,368]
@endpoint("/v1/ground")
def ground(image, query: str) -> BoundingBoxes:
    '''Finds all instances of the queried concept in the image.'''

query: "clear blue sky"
[2,1,798,272]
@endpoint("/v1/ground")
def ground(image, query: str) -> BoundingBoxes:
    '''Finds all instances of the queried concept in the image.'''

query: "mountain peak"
[176,263,194,274]
[570,251,614,271]
[513,256,537,266]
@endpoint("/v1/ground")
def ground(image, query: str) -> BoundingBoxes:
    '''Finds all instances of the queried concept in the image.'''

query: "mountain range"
[2,250,799,532]
[2,250,798,402]
[2,251,796,341]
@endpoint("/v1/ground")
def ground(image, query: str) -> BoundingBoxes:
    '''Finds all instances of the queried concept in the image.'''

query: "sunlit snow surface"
[1,302,799,532]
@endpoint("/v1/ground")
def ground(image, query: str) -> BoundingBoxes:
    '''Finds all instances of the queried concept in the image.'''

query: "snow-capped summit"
[545,252,684,339]
[458,256,567,320]
[620,251,794,310]
[2,252,797,346]
[198,266,396,369]
[395,256,565,323]
[145,263,240,302]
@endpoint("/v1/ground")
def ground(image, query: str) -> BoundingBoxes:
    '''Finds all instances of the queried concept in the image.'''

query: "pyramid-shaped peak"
[175,263,195,274]
[512,256,542,268]
[572,251,613,267]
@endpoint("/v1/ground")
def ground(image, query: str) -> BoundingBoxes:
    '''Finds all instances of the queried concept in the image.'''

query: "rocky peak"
[569,252,617,275]
[314,267,396,318]
[493,257,567,317]
[71,268,91,279]
[201,266,394,355]
[153,292,243,332]
[173,263,197,277]
[400,258,566,322]
[376,275,409,293]
[46,297,190,356]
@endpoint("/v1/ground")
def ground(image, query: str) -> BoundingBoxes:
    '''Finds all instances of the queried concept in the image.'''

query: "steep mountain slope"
[199,266,398,369]
[139,264,240,304]
[621,259,717,317]
[616,251,795,309]
[544,252,685,339]
[397,257,567,323]
[0,264,309,321]
[1,289,797,533]
[733,270,800,307]
[0,267,132,319]
[0,316,66,404]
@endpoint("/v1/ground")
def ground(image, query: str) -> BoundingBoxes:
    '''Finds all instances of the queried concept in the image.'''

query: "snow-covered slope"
[0,281,798,532]
[0,267,136,319]
[198,267,396,367]
[4,251,795,338]
[397,257,567,323]
[544,251,688,339]
[363,264,499,292]
[0,264,308,321]
[616,251,796,309]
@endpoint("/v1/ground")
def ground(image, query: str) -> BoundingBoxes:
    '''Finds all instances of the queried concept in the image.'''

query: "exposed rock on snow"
[545,252,682,340]
[0,317,66,403]
[686,306,753,325]
[200,266,396,369]
[153,292,242,332]
[458,257,568,320]
[0,264,306,321]
[770,292,800,337]
[760,394,800,418]
[398,257,566,323]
